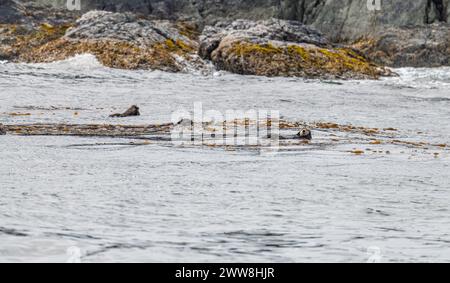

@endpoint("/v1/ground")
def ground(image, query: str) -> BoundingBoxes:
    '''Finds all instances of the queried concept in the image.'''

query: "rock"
[110,105,141,118]
[0,1,80,62]
[28,1,450,38]
[64,11,189,46]
[0,22,71,63]
[199,19,391,79]
[0,1,80,25]
[15,10,207,72]
[353,24,450,68]
[304,0,449,42]
[199,18,329,59]
[0,123,6,135]
[4,1,450,69]
[0,0,25,24]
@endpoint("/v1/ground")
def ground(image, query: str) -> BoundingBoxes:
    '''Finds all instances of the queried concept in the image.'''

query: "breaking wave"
[27,54,105,71]
[385,67,450,88]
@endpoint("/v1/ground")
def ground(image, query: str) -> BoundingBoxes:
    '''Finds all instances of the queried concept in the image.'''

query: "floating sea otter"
[175,118,312,140]
[279,128,312,140]
[110,105,140,118]
[0,124,6,135]
[297,128,312,140]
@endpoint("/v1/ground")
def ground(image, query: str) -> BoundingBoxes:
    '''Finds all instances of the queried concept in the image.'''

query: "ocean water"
[0,55,449,262]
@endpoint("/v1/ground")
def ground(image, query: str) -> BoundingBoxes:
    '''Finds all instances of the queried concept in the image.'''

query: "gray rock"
[199,19,390,79]
[307,0,449,41]
[0,1,80,25]
[64,10,194,47]
[199,18,328,60]
[356,24,450,68]
[0,0,25,23]
[27,1,450,40]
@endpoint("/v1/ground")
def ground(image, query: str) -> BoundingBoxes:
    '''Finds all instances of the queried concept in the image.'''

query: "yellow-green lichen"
[232,42,283,55]
[159,38,195,54]
[176,22,200,40]
[18,38,182,72]
[286,45,311,60]
[221,40,385,79]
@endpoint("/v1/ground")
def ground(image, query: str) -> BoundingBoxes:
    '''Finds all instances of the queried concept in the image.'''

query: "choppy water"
[1,55,449,262]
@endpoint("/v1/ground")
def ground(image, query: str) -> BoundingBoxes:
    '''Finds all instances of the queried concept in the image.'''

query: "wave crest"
[29,54,105,70]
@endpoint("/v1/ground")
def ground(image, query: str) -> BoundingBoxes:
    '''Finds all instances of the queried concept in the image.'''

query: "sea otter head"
[126,105,140,116]
[0,123,6,135]
[297,128,312,140]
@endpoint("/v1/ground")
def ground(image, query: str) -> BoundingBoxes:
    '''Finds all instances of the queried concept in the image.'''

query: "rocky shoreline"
[198,19,390,79]
[1,0,449,78]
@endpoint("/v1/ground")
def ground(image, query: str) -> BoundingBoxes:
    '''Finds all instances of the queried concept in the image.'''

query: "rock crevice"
[426,0,448,23]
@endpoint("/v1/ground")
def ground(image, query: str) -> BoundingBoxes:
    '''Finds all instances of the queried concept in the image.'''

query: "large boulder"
[354,24,450,68]
[14,10,206,72]
[301,0,446,41]
[199,19,391,79]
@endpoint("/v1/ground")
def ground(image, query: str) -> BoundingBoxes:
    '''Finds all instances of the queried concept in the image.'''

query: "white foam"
[28,54,105,71]
[384,67,450,88]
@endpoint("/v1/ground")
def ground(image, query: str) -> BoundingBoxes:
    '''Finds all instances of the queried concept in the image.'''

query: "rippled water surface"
[1,55,449,262]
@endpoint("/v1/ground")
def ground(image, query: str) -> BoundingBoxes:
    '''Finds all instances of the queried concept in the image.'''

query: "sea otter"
[279,128,312,140]
[0,123,6,135]
[109,105,140,118]
[297,128,312,140]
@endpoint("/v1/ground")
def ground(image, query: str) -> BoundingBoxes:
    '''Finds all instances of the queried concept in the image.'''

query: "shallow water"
[1,55,449,262]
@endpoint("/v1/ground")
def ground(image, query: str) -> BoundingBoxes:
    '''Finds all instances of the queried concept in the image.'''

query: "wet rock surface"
[64,11,194,47]
[11,10,206,72]
[199,19,391,79]
[2,1,450,73]
[353,24,450,68]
